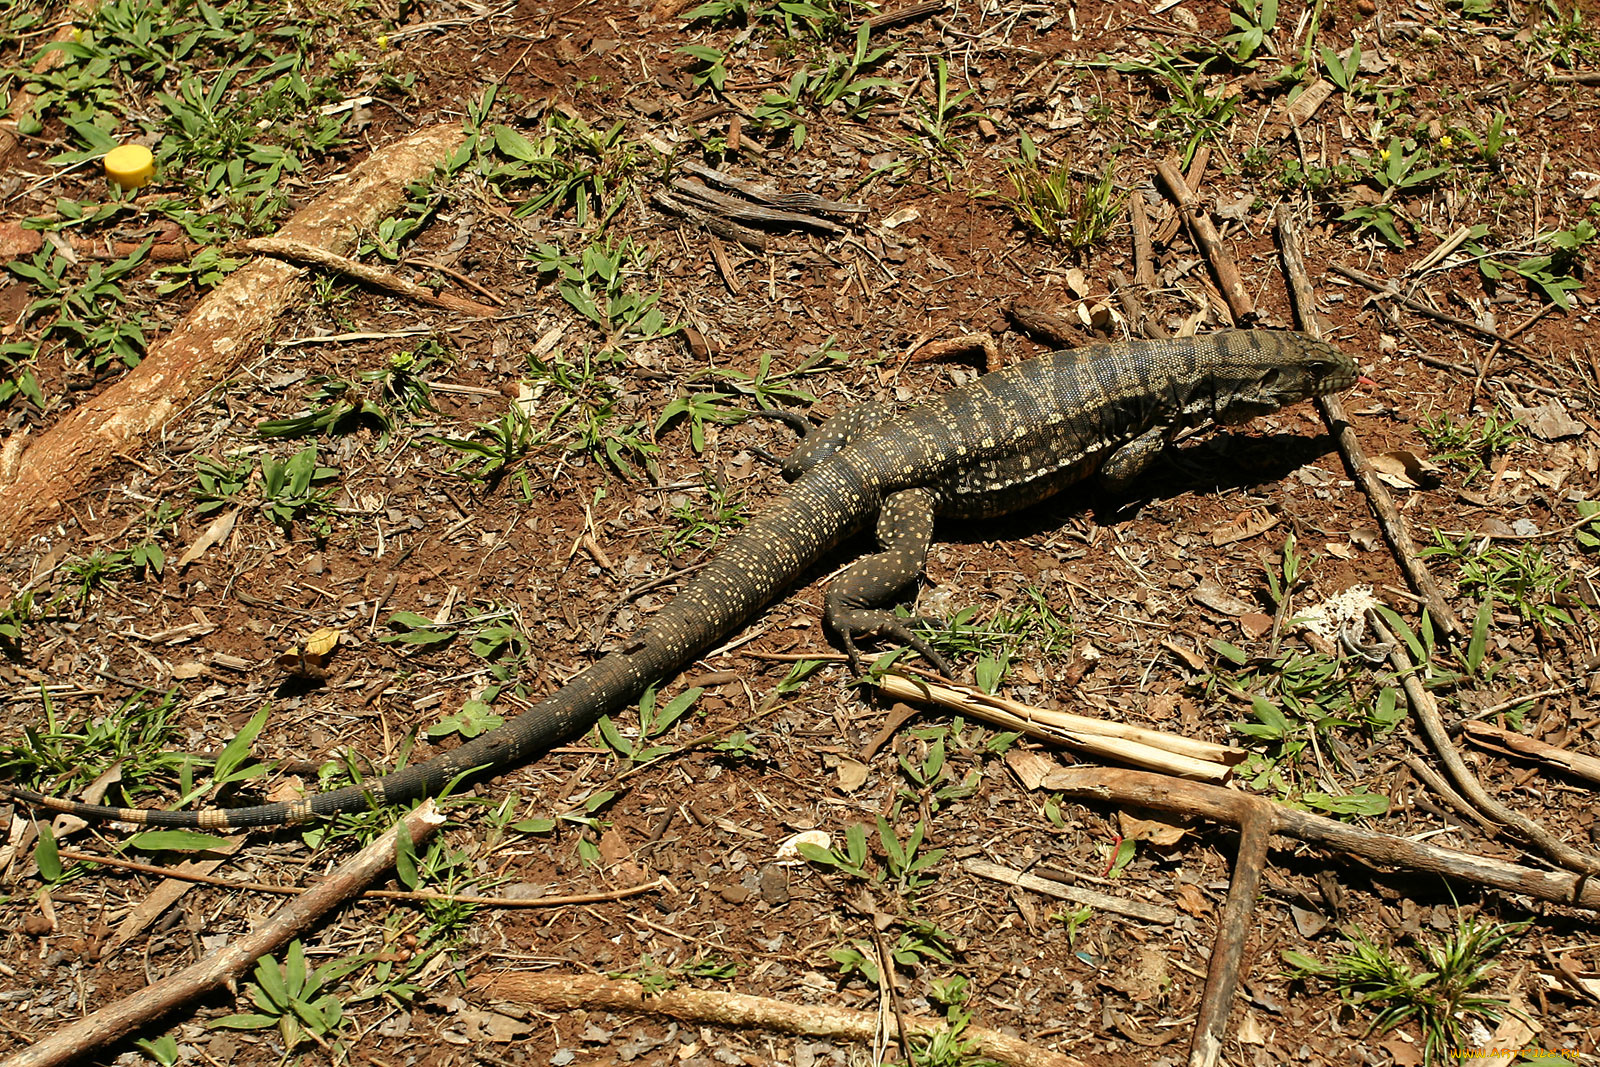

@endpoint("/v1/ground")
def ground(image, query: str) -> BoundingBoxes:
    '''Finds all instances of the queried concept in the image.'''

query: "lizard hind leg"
[824,487,953,677]
[775,403,896,481]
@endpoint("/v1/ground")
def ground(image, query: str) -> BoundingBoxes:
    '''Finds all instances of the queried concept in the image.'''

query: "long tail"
[5,464,878,830]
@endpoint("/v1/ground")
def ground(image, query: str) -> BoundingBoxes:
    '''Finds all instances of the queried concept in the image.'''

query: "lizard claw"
[830,611,954,679]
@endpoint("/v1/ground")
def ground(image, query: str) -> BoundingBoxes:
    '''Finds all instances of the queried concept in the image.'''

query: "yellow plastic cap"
[105,144,155,190]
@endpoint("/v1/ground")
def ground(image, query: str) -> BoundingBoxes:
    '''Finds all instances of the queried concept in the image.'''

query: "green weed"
[1112,49,1237,166]
[485,111,643,229]
[596,685,704,763]
[1284,916,1526,1064]
[0,689,188,799]
[1002,134,1124,249]
[213,941,358,1052]
[1418,408,1526,483]
[429,402,538,492]
[258,446,340,535]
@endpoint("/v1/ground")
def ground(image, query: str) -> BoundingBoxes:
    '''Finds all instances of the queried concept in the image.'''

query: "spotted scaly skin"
[5,330,1358,829]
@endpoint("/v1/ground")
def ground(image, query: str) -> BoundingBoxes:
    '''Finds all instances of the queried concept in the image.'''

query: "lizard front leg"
[824,487,953,676]
[1096,424,1170,494]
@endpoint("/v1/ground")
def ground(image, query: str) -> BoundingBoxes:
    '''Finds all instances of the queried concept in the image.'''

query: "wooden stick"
[1155,159,1253,323]
[876,673,1241,781]
[963,859,1179,925]
[907,334,1002,373]
[668,178,847,234]
[1326,263,1537,358]
[1004,302,1091,349]
[239,237,499,316]
[0,124,469,545]
[3,802,444,1067]
[865,0,947,30]
[1273,205,1465,640]
[472,972,1089,1067]
[1152,147,1209,246]
[1369,610,1600,878]
[652,190,772,251]
[1042,767,1600,909]
[1130,193,1156,288]
[1459,721,1600,788]
[1109,270,1168,339]
[1188,799,1271,1067]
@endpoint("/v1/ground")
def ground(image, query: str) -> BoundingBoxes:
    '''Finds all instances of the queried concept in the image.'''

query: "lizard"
[5,329,1358,830]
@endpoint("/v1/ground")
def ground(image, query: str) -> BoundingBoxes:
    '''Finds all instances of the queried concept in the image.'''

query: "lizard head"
[1211,333,1360,425]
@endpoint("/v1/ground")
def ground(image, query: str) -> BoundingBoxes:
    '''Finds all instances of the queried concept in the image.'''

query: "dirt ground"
[1,0,1599,1065]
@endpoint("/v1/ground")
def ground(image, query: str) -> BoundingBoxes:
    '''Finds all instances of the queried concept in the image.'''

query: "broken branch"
[472,972,1088,1067]
[877,672,1242,782]
[3,802,443,1067]
[1043,766,1600,910]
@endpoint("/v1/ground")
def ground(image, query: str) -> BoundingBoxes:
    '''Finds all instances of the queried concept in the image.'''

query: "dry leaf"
[1238,612,1274,639]
[1105,944,1169,1003]
[1210,508,1280,546]
[1174,882,1210,917]
[1508,401,1585,441]
[1368,450,1442,490]
[1118,809,1188,846]
[1236,1007,1267,1045]
[175,507,239,570]
[275,626,342,674]
[1379,1032,1424,1067]
[450,1009,536,1043]
[834,756,870,792]
[775,829,829,863]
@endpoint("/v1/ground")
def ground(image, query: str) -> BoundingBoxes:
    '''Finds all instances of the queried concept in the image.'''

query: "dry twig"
[1156,159,1253,323]
[4,803,444,1067]
[1368,610,1600,877]
[878,672,1242,782]
[1460,720,1600,788]
[963,859,1179,924]
[1273,205,1465,640]
[473,972,1088,1067]
[1044,767,1600,910]
[239,237,499,316]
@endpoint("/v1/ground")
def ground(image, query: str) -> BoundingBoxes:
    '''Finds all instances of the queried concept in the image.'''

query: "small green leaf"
[126,829,232,852]
[35,822,62,882]
[394,821,418,890]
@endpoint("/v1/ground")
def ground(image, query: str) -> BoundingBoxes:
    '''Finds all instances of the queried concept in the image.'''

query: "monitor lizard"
[5,329,1358,829]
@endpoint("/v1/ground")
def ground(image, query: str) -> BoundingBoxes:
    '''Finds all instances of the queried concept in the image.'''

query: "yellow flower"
[1439,134,1454,149]
[377,34,390,49]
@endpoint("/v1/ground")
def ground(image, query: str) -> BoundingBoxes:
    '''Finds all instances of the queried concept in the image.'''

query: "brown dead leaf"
[275,626,342,674]
[0,222,43,261]
[1210,508,1279,546]
[1368,450,1443,490]
[1004,748,1059,791]
[1236,1007,1267,1045]
[1105,944,1170,1003]
[1508,401,1586,441]
[1174,882,1210,917]
[834,756,870,791]
[175,507,239,570]
[1238,612,1274,639]
[1379,1032,1424,1066]
[597,827,631,866]
[451,1009,536,1043]
[1118,809,1188,846]
[1192,579,1256,616]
